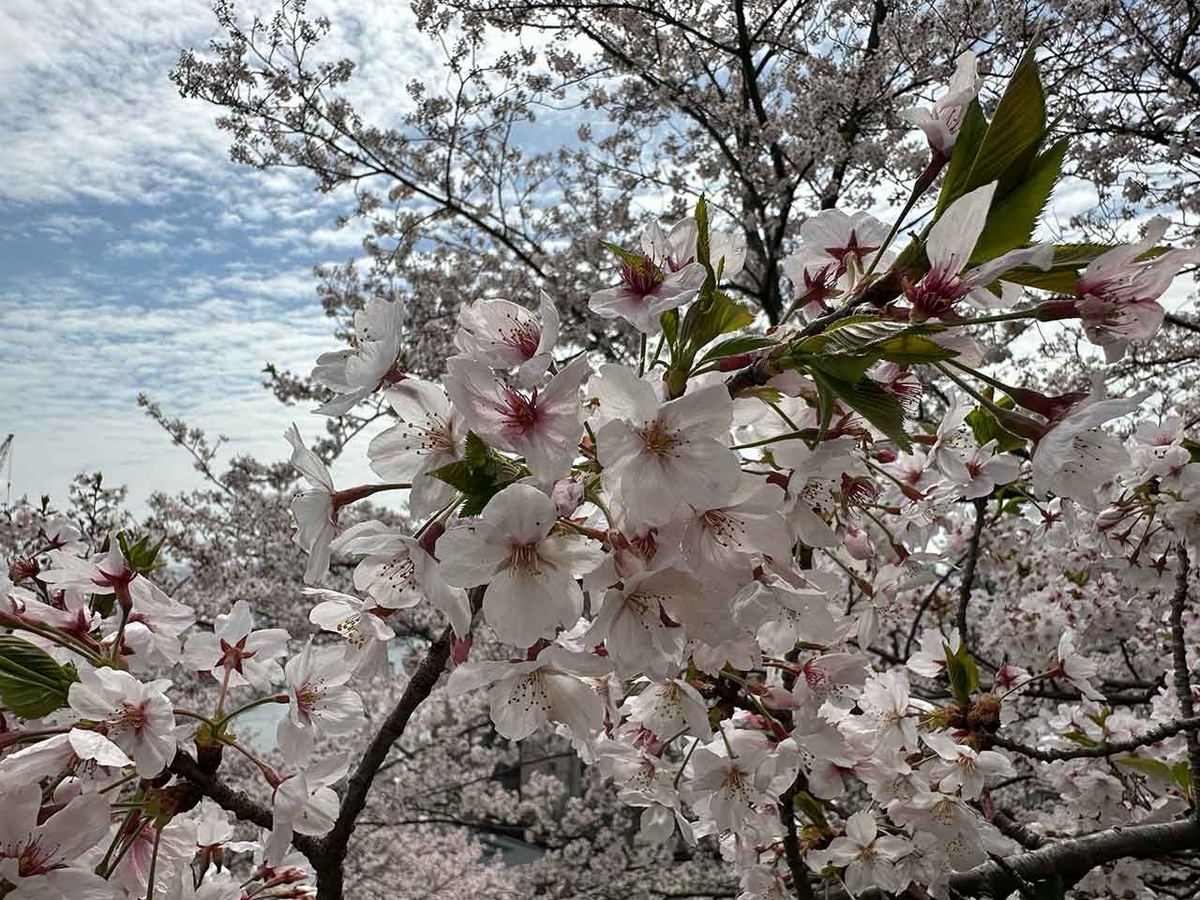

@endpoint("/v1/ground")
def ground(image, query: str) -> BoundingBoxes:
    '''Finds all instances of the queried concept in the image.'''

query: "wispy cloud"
[0,0,439,510]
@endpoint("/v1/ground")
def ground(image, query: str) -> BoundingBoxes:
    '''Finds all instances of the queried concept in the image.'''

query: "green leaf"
[810,369,912,451]
[0,636,76,719]
[875,333,959,364]
[1172,760,1194,798]
[1004,242,1168,293]
[945,643,980,706]
[796,316,948,356]
[695,335,779,367]
[1117,756,1177,783]
[969,138,1067,264]
[1001,265,1081,293]
[661,308,680,351]
[795,315,906,354]
[1062,730,1100,747]
[792,791,830,829]
[1064,568,1090,587]
[458,491,496,518]
[813,373,838,441]
[432,435,528,517]
[965,405,1027,454]
[430,460,487,495]
[937,99,988,215]
[601,241,645,268]
[694,195,713,283]
[463,431,490,468]
[811,354,880,384]
[963,45,1046,195]
[116,531,167,575]
[680,290,755,359]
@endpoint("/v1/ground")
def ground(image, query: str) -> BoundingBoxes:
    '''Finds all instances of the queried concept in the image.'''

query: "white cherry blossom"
[453,293,559,386]
[446,645,610,741]
[367,377,464,519]
[593,366,740,526]
[277,640,366,764]
[445,354,590,484]
[438,483,604,646]
[67,667,175,777]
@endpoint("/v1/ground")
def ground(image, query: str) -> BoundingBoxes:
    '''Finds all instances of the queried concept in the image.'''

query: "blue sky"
[2,1,1189,514]
[0,0,437,510]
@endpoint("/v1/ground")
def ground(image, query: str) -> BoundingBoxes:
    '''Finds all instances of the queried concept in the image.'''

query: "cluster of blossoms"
[4,48,1200,900]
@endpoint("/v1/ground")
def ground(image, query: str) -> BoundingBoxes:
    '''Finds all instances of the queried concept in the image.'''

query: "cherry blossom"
[446,645,610,741]
[1030,386,1148,498]
[445,354,590,484]
[900,51,982,157]
[438,483,604,646]
[806,810,911,896]
[305,587,395,673]
[902,182,1054,317]
[67,667,176,776]
[330,520,471,637]
[285,424,337,583]
[311,297,404,415]
[582,568,698,678]
[0,785,111,900]
[620,675,714,742]
[367,377,464,519]
[1077,218,1200,360]
[453,293,559,386]
[266,756,349,866]
[183,599,289,691]
[1052,629,1106,701]
[588,255,707,334]
[592,367,740,526]
[790,208,889,281]
[277,640,367,764]
[7,41,1200,900]
[923,731,1015,799]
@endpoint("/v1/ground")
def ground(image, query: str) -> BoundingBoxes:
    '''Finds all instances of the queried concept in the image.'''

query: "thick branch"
[1165,312,1200,335]
[169,749,321,859]
[314,623,455,897]
[949,818,1200,895]
[779,776,817,900]
[1169,543,1200,816]
[956,498,987,649]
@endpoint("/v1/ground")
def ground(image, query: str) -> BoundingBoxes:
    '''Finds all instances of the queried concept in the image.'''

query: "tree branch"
[779,775,817,900]
[1169,543,1200,816]
[956,498,987,650]
[169,749,321,859]
[313,623,455,898]
[993,715,1200,761]
[949,818,1200,895]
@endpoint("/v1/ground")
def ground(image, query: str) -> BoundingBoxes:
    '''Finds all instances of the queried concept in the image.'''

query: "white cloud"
[109,238,171,256]
[34,213,115,241]
[0,273,384,512]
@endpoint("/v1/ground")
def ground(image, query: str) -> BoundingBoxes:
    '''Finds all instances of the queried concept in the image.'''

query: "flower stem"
[730,428,820,451]
[216,694,289,729]
[145,824,164,900]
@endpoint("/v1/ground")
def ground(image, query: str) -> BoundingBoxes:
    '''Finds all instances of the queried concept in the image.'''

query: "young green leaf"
[811,368,912,451]
[0,636,76,719]
[937,99,988,214]
[695,335,779,367]
[963,46,1046,195]
[969,138,1067,264]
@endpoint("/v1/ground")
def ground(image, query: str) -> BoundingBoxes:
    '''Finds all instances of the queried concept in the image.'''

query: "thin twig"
[992,716,1200,761]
